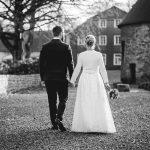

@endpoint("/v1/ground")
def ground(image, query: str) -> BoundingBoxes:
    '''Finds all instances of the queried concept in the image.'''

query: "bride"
[70,35,116,133]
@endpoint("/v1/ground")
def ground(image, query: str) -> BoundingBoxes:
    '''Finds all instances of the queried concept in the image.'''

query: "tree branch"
[0,0,14,14]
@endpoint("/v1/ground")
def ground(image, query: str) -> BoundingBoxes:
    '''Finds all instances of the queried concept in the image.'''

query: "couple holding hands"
[39,25,116,133]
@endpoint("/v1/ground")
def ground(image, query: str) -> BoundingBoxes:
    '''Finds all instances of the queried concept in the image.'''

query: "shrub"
[117,83,130,92]
[0,57,39,75]
[138,82,150,91]
[138,73,150,91]
[140,73,150,82]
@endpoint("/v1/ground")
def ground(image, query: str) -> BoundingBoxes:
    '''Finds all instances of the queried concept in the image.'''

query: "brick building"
[118,0,150,83]
[68,6,127,70]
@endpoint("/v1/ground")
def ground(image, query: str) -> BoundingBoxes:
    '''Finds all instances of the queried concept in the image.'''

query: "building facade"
[69,6,127,70]
[118,0,150,83]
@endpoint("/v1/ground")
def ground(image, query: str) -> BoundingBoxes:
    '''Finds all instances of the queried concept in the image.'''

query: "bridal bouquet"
[109,88,119,100]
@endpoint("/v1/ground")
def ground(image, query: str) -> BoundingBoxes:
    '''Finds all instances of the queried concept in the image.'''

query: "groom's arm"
[67,45,74,79]
[39,47,45,81]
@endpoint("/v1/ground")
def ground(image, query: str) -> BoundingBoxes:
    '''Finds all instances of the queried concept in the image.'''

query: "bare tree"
[0,0,80,61]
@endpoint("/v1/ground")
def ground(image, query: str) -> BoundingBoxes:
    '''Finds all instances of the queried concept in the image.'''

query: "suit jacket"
[39,39,74,81]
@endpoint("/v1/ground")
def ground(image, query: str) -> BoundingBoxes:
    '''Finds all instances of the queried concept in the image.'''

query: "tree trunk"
[11,26,22,61]
[0,31,23,62]
[21,7,35,60]
[12,0,24,61]
[12,39,22,61]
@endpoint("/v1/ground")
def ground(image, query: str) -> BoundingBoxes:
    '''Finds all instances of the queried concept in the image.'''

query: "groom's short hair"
[52,26,63,37]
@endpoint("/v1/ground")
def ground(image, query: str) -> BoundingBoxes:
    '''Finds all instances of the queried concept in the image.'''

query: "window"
[102,53,107,65]
[99,19,107,28]
[114,19,122,28]
[114,35,121,45]
[99,35,107,45]
[113,53,121,65]
[77,37,84,45]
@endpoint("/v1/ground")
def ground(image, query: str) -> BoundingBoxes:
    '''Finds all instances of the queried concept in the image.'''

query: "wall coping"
[0,74,41,94]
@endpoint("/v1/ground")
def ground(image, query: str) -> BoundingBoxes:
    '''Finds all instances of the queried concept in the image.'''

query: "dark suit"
[39,39,74,127]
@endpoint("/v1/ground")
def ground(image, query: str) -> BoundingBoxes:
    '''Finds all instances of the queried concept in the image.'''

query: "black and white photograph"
[0,0,150,149]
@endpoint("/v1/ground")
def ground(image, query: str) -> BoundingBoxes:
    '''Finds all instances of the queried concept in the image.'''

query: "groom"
[39,26,74,131]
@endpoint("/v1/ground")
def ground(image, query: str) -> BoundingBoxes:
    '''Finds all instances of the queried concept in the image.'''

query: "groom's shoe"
[56,118,66,132]
[51,126,58,130]
[50,121,58,130]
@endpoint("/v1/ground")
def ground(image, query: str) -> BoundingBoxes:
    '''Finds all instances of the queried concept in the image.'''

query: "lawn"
[0,86,150,150]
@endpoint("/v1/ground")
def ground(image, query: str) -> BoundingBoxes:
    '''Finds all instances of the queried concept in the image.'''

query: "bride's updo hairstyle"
[85,35,96,48]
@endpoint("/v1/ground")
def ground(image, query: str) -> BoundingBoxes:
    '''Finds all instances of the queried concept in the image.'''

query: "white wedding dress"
[70,50,116,133]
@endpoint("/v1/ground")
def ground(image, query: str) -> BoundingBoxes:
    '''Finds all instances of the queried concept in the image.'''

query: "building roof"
[94,6,127,20]
[71,6,127,37]
[118,0,150,28]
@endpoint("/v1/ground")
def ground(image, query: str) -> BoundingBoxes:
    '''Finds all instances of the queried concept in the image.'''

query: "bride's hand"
[69,80,75,87]
[104,83,111,91]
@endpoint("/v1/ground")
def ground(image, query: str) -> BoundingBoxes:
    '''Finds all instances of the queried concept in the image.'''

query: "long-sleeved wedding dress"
[70,50,116,133]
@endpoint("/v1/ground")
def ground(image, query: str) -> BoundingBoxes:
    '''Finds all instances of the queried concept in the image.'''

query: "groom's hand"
[41,81,45,86]
[69,80,75,87]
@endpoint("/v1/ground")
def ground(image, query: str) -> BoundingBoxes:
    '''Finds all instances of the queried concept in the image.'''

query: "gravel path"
[0,87,150,150]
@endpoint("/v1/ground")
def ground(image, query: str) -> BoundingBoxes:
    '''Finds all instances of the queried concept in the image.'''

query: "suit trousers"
[45,80,68,127]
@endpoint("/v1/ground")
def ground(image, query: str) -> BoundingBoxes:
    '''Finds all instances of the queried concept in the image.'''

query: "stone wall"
[0,74,41,94]
[120,24,150,83]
